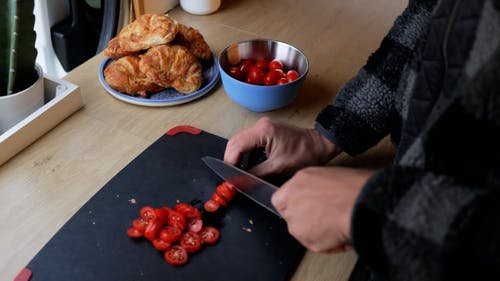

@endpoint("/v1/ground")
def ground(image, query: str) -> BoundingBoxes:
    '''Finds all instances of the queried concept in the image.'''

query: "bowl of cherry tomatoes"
[218,39,309,112]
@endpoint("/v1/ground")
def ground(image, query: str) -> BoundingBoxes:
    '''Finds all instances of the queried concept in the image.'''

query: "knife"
[202,156,281,217]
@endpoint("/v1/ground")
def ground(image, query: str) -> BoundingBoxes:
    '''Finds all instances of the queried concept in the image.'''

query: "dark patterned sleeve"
[315,0,436,156]
[350,46,500,280]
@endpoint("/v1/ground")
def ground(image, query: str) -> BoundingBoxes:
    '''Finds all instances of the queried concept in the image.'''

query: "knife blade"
[202,156,281,217]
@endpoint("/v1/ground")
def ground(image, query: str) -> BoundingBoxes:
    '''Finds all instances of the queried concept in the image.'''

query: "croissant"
[172,23,212,61]
[103,55,163,97]
[139,44,202,94]
[104,14,178,59]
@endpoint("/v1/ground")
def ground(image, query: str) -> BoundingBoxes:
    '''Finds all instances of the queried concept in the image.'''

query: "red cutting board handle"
[165,125,202,136]
[14,268,32,281]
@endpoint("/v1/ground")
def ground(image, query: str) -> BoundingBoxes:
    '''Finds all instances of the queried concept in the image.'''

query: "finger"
[270,183,288,216]
[248,159,276,177]
[224,132,261,165]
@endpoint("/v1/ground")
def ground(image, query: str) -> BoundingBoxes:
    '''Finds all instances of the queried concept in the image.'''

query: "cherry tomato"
[159,225,183,243]
[204,199,220,212]
[168,210,186,230]
[140,206,156,221]
[200,226,220,244]
[229,66,242,81]
[239,59,254,76]
[216,181,236,202]
[144,219,161,241]
[255,59,270,72]
[268,59,284,71]
[188,218,203,233]
[175,203,201,220]
[164,245,189,266]
[155,208,168,225]
[132,218,149,232]
[180,231,203,253]
[126,227,144,238]
[286,69,300,82]
[152,239,170,251]
[247,66,265,85]
[211,192,228,207]
[263,69,285,86]
[277,77,288,85]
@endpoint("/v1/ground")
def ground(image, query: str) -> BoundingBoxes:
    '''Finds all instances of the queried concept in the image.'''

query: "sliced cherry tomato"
[167,210,186,230]
[152,239,171,251]
[204,199,220,212]
[164,245,189,266]
[126,227,144,238]
[175,203,201,220]
[211,192,228,207]
[180,231,203,253]
[132,218,149,232]
[255,59,270,72]
[247,66,264,85]
[216,181,236,202]
[239,59,254,76]
[268,59,284,71]
[144,219,161,241]
[200,226,220,245]
[159,225,183,243]
[139,206,156,221]
[155,208,169,225]
[286,69,300,82]
[187,218,203,233]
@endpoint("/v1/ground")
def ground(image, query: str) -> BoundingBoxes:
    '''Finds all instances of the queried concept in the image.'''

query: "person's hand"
[224,117,341,177]
[271,166,375,253]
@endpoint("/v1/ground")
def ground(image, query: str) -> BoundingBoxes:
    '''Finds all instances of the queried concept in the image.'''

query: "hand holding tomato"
[224,117,342,177]
[271,166,375,253]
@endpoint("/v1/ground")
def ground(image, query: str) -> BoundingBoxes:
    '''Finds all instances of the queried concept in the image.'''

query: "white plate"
[98,55,219,107]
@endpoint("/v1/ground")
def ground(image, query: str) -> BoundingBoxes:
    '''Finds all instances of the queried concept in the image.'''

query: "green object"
[0,0,38,96]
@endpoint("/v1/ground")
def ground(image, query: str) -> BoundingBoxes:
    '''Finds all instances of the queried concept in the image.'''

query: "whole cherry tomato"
[239,59,254,77]
[286,69,300,82]
[263,69,285,85]
[255,59,270,72]
[247,66,264,85]
[268,59,284,71]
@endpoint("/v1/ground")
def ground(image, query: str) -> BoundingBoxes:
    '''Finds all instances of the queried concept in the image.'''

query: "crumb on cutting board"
[128,198,137,204]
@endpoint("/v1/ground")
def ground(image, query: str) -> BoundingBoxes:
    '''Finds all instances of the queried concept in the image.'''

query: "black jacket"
[315,0,500,280]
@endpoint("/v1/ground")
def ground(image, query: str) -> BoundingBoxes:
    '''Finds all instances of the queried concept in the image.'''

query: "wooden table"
[0,1,405,280]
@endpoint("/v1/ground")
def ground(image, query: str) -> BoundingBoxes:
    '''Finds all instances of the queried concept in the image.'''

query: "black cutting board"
[24,126,304,281]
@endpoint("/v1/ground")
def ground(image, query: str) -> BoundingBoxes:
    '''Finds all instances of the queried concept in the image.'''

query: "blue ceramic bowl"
[218,39,309,112]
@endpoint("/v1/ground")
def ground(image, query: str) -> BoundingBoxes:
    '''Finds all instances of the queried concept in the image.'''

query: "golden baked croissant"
[104,14,178,59]
[173,23,212,61]
[139,44,202,94]
[103,55,163,97]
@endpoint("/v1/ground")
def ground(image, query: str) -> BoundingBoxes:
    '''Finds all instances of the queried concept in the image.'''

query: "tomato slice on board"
[200,226,220,244]
[204,199,220,212]
[168,210,187,230]
[175,203,202,220]
[187,218,203,233]
[126,227,144,238]
[164,245,189,266]
[180,231,203,253]
[140,206,157,221]
[144,219,161,241]
[159,225,183,243]
[152,239,171,251]
[132,218,149,232]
